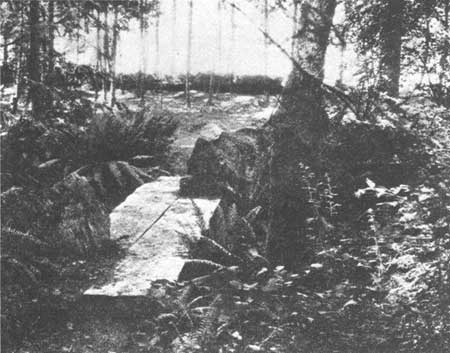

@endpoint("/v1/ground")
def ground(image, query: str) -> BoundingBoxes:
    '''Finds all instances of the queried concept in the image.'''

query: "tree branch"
[225,0,358,116]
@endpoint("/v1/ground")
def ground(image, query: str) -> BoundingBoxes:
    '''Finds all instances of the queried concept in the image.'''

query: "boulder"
[180,128,264,202]
[1,173,110,256]
[129,155,156,168]
[77,161,153,210]
[52,173,110,255]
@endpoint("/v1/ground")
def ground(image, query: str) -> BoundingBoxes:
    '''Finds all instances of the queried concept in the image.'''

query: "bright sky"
[59,0,357,84]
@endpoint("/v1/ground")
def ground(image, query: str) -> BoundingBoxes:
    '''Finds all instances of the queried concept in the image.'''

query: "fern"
[245,205,262,223]
[190,199,207,232]
[1,227,49,257]
[183,259,225,270]
[190,294,223,350]
[195,235,242,263]
[1,255,39,287]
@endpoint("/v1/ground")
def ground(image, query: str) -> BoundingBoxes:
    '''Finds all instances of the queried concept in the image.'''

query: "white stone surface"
[109,176,179,244]
[84,176,220,297]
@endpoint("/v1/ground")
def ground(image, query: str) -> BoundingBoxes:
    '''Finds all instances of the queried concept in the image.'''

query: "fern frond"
[183,259,225,270]
[196,235,242,263]
[190,199,207,232]
[240,218,257,242]
[226,203,239,230]
[245,205,262,223]
[191,294,223,346]
[1,255,39,286]
[1,227,49,256]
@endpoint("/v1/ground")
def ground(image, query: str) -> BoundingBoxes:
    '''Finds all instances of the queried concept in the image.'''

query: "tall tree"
[217,0,223,92]
[47,0,55,73]
[154,6,160,78]
[228,3,236,80]
[263,0,269,77]
[103,4,110,102]
[13,2,25,113]
[291,0,298,57]
[185,0,193,107]
[439,0,449,85]
[378,0,404,97]
[110,2,119,106]
[29,0,43,119]
[95,7,103,101]
[208,0,222,104]
[139,0,146,103]
[171,0,177,75]
[267,0,337,265]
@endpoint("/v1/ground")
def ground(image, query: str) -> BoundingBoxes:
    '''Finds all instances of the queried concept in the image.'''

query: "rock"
[52,173,110,255]
[129,155,156,168]
[180,128,263,201]
[77,161,153,210]
[1,174,110,256]
[198,122,223,141]
[1,187,53,236]
[109,176,180,244]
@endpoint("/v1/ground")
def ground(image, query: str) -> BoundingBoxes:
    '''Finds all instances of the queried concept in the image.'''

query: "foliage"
[346,0,450,97]
[136,92,450,353]
[1,108,177,189]
[116,73,283,96]
[82,109,178,164]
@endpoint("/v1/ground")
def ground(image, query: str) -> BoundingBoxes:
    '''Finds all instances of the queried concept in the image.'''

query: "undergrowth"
[141,92,450,353]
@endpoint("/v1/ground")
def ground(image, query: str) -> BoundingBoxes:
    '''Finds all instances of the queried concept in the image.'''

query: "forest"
[1,0,450,352]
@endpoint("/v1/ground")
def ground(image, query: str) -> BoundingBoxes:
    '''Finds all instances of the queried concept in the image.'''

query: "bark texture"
[110,3,119,106]
[378,0,404,97]
[47,1,55,73]
[185,0,193,107]
[267,0,336,266]
[29,0,44,119]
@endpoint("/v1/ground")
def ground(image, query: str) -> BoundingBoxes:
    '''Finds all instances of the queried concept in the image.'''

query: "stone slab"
[84,176,220,297]
[109,176,180,245]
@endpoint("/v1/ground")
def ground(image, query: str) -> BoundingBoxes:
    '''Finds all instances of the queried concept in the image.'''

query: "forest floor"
[6,91,277,353]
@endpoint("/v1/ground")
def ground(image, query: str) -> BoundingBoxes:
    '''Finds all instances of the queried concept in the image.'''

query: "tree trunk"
[1,24,8,97]
[263,0,269,99]
[267,0,336,266]
[378,0,404,97]
[110,3,119,106]
[103,5,110,103]
[2,25,8,69]
[139,0,146,103]
[439,1,449,84]
[264,0,269,76]
[337,40,346,86]
[291,0,298,57]
[13,4,25,113]
[154,9,160,78]
[229,3,236,90]
[207,70,214,104]
[170,0,177,75]
[95,8,102,101]
[208,0,222,104]
[217,0,223,91]
[2,23,8,91]
[48,0,55,73]
[185,0,193,107]
[29,0,44,119]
